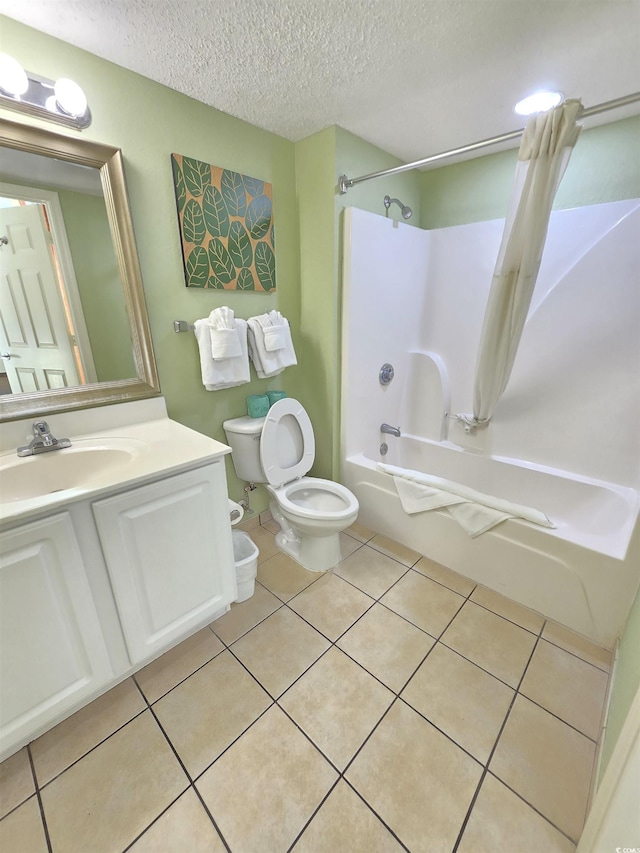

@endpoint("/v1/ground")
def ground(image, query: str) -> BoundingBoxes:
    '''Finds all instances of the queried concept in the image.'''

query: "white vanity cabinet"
[0,513,113,752]
[93,463,236,665]
[0,439,237,762]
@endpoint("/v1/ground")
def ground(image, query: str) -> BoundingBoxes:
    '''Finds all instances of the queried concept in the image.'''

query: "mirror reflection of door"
[0,192,95,394]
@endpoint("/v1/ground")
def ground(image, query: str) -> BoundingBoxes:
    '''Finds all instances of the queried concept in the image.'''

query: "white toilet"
[223,398,359,572]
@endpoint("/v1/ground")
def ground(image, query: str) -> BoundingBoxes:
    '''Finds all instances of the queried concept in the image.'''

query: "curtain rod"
[337,92,640,194]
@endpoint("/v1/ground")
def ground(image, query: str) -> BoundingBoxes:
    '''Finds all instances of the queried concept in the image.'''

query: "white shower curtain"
[459,99,582,429]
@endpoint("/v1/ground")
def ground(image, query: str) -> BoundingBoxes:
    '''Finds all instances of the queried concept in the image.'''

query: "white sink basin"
[0,439,144,504]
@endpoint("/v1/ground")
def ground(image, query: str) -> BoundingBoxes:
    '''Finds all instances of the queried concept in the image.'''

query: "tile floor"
[0,517,612,853]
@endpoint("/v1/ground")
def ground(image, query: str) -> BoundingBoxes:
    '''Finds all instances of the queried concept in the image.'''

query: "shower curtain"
[459,99,582,429]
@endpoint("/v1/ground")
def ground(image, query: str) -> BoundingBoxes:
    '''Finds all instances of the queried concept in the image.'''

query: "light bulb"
[54,77,88,117]
[0,53,29,97]
[514,91,563,116]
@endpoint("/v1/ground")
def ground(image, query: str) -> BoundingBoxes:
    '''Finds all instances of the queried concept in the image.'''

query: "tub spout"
[381,423,401,438]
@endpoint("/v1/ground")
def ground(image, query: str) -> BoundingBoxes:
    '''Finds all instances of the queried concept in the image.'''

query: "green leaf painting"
[186,246,208,287]
[221,169,247,216]
[243,176,264,197]
[237,268,256,291]
[203,185,229,238]
[246,195,272,240]
[171,156,186,213]
[228,221,253,269]
[183,156,211,197]
[172,153,275,290]
[182,199,205,245]
[255,241,276,292]
[208,238,236,284]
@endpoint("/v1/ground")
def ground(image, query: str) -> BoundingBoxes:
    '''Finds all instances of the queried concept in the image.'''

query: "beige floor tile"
[442,602,537,688]
[31,677,146,786]
[231,607,330,697]
[280,647,394,769]
[490,695,595,842]
[295,780,404,852]
[257,551,320,602]
[211,582,281,644]
[128,789,225,853]
[346,521,376,542]
[288,573,373,641]
[259,509,273,524]
[0,796,48,853]
[520,640,608,740]
[0,748,34,820]
[368,533,421,566]
[346,700,482,852]
[153,650,271,778]
[262,518,281,534]
[197,705,337,853]
[471,586,545,634]
[413,556,476,596]
[339,531,362,558]
[542,621,612,671]
[234,515,259,532]
[247,526,280,563]
[458,772,575,853]
[401,643,514,763]
[334,544,408,599]
[136,628,225,704]
[41,711,188,853]
[381,570,465,637]
[337,603,434,692]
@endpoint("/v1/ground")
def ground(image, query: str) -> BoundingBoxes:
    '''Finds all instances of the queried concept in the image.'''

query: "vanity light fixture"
[514,91,564,116]
[0,53,91,129]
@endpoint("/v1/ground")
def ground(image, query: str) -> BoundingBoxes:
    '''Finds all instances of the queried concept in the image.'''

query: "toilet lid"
[260,398,315,487]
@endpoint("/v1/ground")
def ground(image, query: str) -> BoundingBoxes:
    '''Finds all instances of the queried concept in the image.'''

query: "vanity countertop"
[0,417,231,527]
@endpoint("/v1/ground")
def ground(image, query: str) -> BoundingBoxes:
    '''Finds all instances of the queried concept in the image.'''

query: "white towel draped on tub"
[378,462,555,537]
[247,310,297,378]
[194,311,250,390]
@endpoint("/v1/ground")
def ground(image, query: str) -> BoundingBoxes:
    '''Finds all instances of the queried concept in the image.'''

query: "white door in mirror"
[0,203,80,392]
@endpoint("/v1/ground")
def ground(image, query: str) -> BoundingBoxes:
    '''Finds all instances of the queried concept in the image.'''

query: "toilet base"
[269,501,342,572]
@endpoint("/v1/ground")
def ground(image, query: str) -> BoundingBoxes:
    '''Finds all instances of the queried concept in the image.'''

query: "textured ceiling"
[1,0,639,166]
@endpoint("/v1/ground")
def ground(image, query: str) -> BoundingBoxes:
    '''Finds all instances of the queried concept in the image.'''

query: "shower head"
[384,195,412,220]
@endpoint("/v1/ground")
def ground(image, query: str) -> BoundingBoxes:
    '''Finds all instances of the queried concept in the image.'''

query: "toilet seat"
[269,477,358,522]
[260,398,315,487]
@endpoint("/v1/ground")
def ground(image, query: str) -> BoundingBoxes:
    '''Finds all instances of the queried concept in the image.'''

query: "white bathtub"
[343,437,640,647]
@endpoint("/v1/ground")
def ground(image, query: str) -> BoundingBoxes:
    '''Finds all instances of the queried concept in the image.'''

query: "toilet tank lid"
[222,415,265,435]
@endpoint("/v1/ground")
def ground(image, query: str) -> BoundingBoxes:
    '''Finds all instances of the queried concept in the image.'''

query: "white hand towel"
[194,317,250,390]
[208,307,242,359]
[378,462,554,537]
[247,311,297,378]
[263,325,287,351]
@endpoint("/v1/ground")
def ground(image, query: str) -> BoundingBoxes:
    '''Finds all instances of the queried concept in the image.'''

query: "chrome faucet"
[17,421,72,457]
[380,423,401,438]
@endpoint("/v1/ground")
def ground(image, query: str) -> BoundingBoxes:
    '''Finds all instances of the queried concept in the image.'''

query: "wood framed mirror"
[0,118,160,422]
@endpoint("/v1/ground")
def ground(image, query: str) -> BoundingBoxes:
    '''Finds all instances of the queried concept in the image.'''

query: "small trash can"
[232,530,259,602]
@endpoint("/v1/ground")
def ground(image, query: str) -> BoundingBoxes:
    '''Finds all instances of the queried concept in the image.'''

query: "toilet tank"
[222,415,266,483]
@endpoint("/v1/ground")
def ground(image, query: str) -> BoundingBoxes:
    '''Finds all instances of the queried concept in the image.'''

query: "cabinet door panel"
[93,465,235,664]
[0,514,112,750]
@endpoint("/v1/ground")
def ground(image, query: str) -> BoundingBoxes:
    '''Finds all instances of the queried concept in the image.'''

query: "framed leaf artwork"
[171,154,276,291]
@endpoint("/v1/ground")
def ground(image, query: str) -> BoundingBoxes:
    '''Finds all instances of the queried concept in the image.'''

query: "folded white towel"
[378,462,555,537]
[194,317,250,390]
[208,307,242,359]
[247,310,297,378]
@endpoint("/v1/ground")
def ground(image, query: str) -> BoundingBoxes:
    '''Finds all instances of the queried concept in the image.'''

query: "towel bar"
[173,320,195,333]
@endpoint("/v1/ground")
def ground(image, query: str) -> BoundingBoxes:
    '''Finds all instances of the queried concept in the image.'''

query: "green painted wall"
[56,190,133,382]
[1,16,301,512]
[600,586,640,779]
[420,115,640,229]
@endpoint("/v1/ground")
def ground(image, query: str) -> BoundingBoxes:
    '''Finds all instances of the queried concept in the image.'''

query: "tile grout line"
[451,621,547,853]
[26,745,52,853]
[129,676,232,853]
